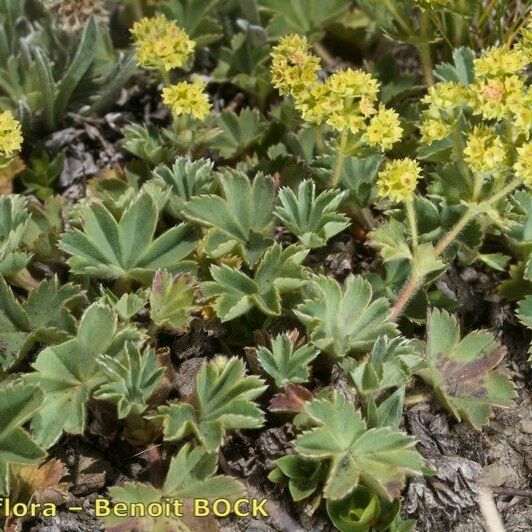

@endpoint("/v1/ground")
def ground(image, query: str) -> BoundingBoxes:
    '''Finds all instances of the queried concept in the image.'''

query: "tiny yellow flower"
[270,34,321,96]
[365,107,403,151]
[0,111,23,159]
[377,158,422,203]
[472,75,525,121]
[514,143,532,187]
[326,68,380,101]
[463,126,507,174]
[162,78,211,120]
[131,14,195,72]
[421,82,470,113]
[294,82,332,125]
[474,45,528,79]
[419,117,450,144]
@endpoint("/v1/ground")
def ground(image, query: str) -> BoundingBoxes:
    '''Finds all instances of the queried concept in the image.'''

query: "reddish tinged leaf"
[419,309,517,429]
[270,384,313,413]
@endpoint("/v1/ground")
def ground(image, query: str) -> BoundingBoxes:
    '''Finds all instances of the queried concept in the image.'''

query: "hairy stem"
[405,198,419,251]
[391,178,523,321]
[331,133,348,188]
[383,0,412,35]
[417,10,434,87]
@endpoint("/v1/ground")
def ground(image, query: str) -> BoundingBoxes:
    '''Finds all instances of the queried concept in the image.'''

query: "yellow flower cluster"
[270,35,320,96]
[270,35,400,143]
[0,111,23,159]
[470,45,531,130]
[365,107,403,151]
[514,142,532,187]
[419,118,451,144]
[472,75,526,121]
[473,46,528,79]
[418,82,471,143]
[421,82,470,113]
[463,126,507,174]
[377,158,422,203]
[131,14,195,72]
[162,78,211,120]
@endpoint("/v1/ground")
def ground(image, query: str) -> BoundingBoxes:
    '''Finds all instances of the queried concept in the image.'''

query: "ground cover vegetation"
[0,0,530,530]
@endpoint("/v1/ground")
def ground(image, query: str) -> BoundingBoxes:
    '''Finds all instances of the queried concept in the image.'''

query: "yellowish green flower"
[325,68,380,101]
[294,82,333,125]
[319,69,379,134]
[472,75,525,121]
[463,126,507,174]
[517,20,532,61]
[474,45,528,79]
[270,34,321,96]
[131,14,195,72]
[377,158,422,203]
[365,107,403,150]
[162,78,211,120]
[419,117,451,144]
[512,89,532,139]
[421,82,470,114]
[0,111,23,159]
[514,143,532,187]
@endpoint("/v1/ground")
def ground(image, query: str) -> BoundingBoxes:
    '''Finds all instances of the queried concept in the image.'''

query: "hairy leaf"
[0,276,82,369]
[0,195,31,276]
[0,383,46,496]
[294,393,424,500]
[418,309,516,429]
[212,108,263,159]
[60,193,197,283]
[183,170,275,266]
[344,336,425,395]
[202,243,308,321]
[261,0,350,37]
[275,180,349,248]
[295,275,397,359]
[153,157,216,218]
[149,271,200,332]
[255,332,319,387]
[26,303,143,447]
[153,356,266,451]
[94,343,165,419]
[106,444,244,530]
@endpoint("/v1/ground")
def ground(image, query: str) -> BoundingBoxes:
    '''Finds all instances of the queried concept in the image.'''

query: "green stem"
[485,177,522,206]
[316,127,325,156]
[331,133,348,188]
[434,208,475,256]
[161,70,171,85]
[383,0,412,35]
[405,198,419,251]
[131,0,143,21]
[390,178,524,321]
[472,172,483,202]
[417,10,434,87]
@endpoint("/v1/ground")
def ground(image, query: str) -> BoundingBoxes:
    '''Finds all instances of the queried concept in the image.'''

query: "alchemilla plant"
[0,1,529,530]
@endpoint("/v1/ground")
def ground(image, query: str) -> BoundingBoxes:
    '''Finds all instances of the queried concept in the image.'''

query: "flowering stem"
[390,178,524,321]
[316,127,325,155]
[434,208,475,256]
[383,0,412,35]
[417,10,434,87]
[131,0,143,21]
[331,133,348,188]
[405,198,419,251]
[161,70,171,85]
